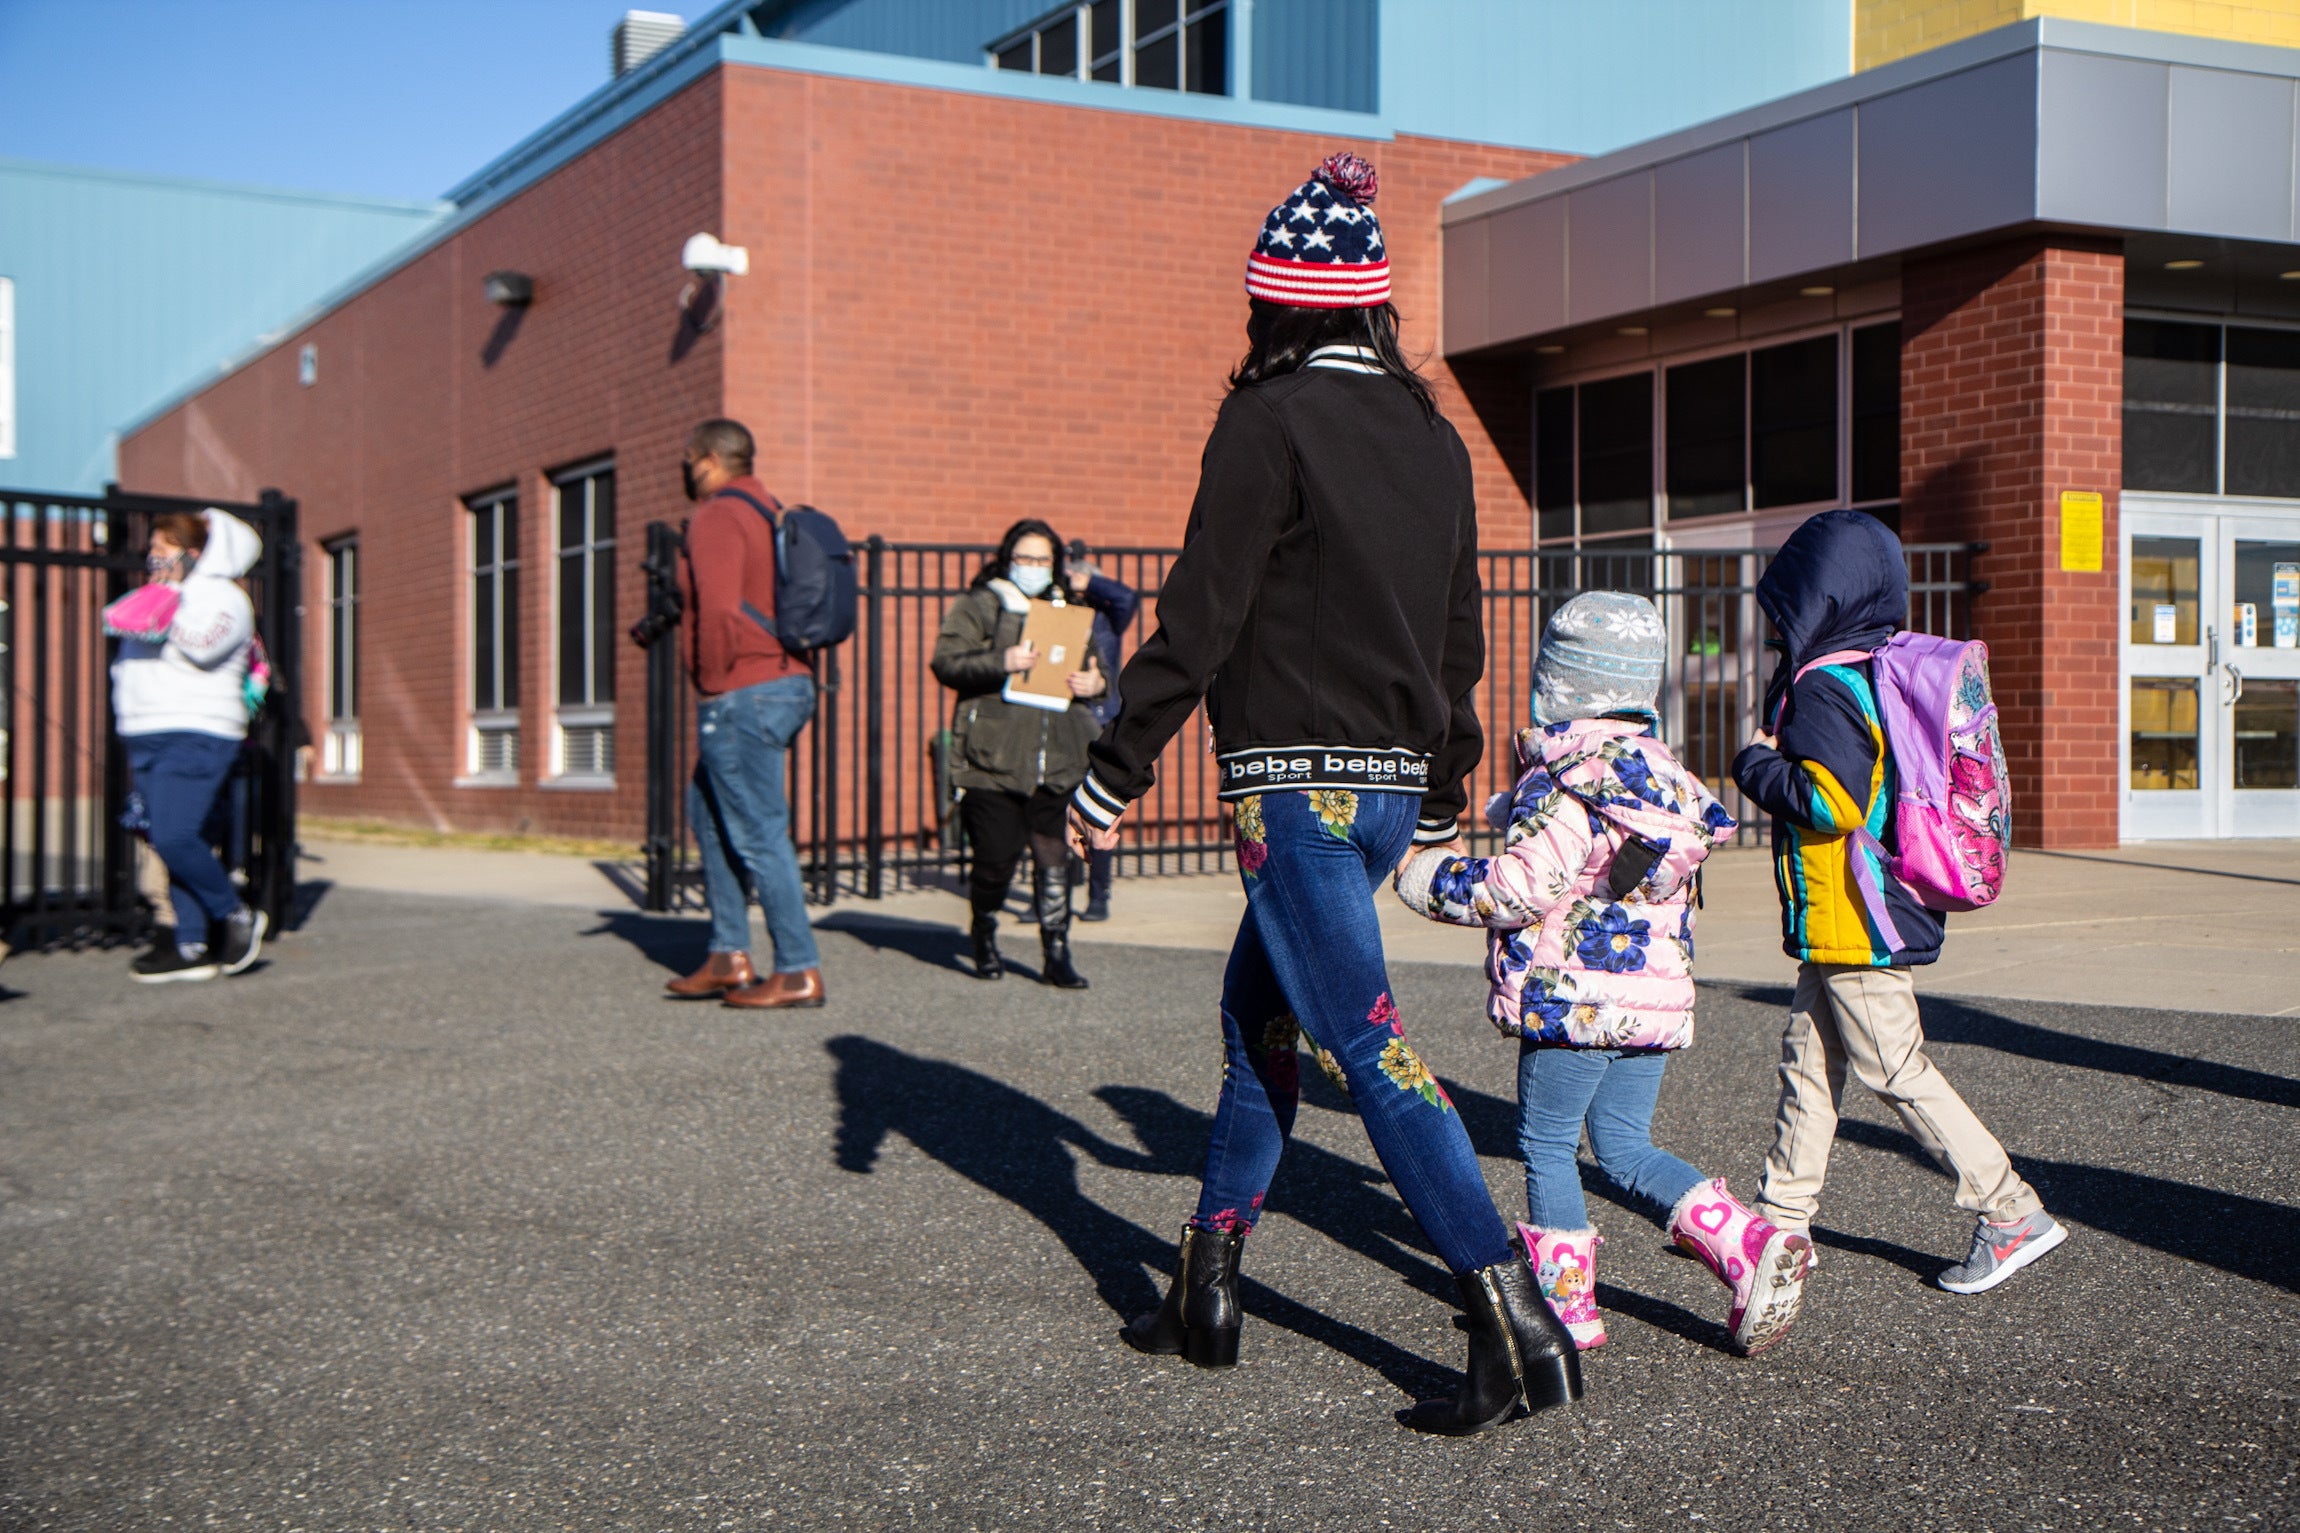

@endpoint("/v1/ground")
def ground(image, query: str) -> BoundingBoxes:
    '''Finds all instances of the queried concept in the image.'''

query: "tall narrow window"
[322,537,360,778]
[1665,355,1745,520]
[1578,373,1654,539]
[553,461,616,780]
[2224,326,2300,499]
[2124,319,2219,494]
[1535,386,1575,542]
[1751,335,1837,508]
[467,488,520,780]
[1849,321,1901,505]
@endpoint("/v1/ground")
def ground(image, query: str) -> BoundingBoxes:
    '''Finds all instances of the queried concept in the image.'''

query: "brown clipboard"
[1000,597,1097,713]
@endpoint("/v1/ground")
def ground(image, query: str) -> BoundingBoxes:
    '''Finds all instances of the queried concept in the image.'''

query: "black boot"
[1035,865,1089,990]
[969,913,1004,980]
[1123,1224,1243,1368]
[1401,1253,1582,1434]
[1081,850,1113,922]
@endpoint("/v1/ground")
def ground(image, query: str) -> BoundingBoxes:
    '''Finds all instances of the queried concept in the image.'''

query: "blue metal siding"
[0,161,445,493]
[1382,0,1851,154]
[1253,0,1377,113]
[776,0,1067,62]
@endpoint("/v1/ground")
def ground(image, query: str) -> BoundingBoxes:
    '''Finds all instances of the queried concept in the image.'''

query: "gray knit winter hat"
[1532,591,1668,726]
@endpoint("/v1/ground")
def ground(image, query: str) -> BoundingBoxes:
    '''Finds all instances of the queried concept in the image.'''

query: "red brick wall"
[716,67,1562,549]
[1900,236,2123,850]
[119,61,1562,841]
[121,74,729,842]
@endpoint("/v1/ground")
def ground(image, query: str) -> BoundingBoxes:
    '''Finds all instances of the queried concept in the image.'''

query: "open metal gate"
[0,485,302,949]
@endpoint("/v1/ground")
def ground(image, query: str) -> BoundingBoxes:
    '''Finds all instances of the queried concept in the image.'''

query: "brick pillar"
[1900,236,2123,850]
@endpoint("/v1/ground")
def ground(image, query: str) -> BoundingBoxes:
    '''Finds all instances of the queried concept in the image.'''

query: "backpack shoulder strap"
[1773,648,1877,731]
[718,486,780,526]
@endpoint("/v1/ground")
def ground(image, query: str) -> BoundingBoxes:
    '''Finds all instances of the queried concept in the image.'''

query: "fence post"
[864,537,885,900]
[256,488,302,934]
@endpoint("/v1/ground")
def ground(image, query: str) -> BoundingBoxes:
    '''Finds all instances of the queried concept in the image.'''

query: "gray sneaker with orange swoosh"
[1937,1209,2068,1294]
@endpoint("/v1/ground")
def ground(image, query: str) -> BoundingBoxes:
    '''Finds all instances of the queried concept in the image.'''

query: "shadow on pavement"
[814,912,976,977]
[1833,1117,2300,1293]
[824,1037,1459,1394]
[581,910,711,976]
[286,877,332,933]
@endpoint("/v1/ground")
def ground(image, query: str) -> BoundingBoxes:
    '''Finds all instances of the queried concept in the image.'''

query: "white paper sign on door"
[2275,563,2299,649]
[2154,604,2179,644]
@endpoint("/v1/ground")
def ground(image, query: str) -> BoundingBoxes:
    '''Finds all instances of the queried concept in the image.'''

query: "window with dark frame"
[467,489,520,777]
[2224,326,2300,499]
[553,462,616,779]
[1576,372,1655,538]
[991,0,1227,94]
[322,537,360,778]
[2124,319,2220,494]
[1751,334,1838,509]
[1665,354,1745,521]
[1535,385,1575,542]
[1849,321,1901,505]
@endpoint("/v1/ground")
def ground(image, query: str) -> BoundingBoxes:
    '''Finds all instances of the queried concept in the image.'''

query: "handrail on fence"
[639,538,1985,911]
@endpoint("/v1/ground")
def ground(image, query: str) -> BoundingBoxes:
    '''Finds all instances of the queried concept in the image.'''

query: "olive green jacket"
[932,581,1102,797]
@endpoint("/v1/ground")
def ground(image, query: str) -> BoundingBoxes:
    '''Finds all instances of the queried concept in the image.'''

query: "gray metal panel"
[1653,142,1746,306]
[1567,171,1653,324]
[1857,54,2040,257]
[2038,50,2169,229]
[1487,195,1568,342]
[1748,108,1855,284]
[2167,65,2295,243]
[1443,215,1491,357]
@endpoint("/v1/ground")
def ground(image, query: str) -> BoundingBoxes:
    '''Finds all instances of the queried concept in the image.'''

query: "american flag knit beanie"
[1245,152,1389,309]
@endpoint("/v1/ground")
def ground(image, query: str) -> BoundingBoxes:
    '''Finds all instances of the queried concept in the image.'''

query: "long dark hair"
[1228,299,1436,417]
[971,518,1069,590]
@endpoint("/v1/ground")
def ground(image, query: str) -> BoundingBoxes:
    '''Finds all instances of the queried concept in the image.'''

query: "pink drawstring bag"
[103,583,180,642]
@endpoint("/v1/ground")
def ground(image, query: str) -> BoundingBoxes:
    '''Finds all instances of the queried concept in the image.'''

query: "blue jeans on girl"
[1191,788,1515,1278]
[124,731,243,945]
[689,674,821,972]
[1516,1043,1706,1230]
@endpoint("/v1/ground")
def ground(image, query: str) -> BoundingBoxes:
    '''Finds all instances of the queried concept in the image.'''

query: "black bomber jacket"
[1073,352,1485,845]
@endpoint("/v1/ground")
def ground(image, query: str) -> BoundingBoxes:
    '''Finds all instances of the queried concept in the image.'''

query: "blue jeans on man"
[688,675,821,973]
[124,730,244,945]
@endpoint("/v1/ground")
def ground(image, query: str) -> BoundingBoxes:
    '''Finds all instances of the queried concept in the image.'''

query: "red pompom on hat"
[1246,151,1390,309]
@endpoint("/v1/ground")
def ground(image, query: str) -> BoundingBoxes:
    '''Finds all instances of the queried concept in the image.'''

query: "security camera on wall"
[681,233,748,277]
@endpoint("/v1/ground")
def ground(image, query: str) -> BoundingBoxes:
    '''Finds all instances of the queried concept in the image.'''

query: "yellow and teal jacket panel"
[1731,660,1944,967]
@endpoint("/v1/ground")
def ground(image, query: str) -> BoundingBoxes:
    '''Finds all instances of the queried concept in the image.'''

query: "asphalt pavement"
[1,886,2293,1531]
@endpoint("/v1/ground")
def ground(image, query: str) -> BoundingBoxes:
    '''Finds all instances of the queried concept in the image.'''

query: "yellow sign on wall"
[2060,490,2104,572]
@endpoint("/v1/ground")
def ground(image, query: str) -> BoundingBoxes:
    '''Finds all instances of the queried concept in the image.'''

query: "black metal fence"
[0,485,302,948]
[640,536,1979,910]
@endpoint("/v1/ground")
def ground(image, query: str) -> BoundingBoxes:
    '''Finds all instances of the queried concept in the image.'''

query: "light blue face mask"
[1008,563,1054,598]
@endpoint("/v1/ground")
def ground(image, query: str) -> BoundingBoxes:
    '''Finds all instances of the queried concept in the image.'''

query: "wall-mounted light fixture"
[484,271,535,306]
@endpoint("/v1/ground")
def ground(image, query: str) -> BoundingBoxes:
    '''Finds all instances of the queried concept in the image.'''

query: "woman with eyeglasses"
[932,519,1112,989]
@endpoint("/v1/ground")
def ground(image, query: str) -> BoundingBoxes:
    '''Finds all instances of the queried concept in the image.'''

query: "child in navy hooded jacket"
[1733,512,2065,1299]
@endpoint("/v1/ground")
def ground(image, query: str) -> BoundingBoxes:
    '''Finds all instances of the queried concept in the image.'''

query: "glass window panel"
[2129,677,2200,790]
[559,479,585,551]
[1665,354,1744,520]
[594,470,614,544]
[499,496,518,564]
[996,39,1033,70]
[2130,536,2200,645]
[1850,321,1900,504]
[593,546,616,706]
[1136,0,1178,36]
[1751,335,1837,508]
[2123,319,2219,493]
[1535,386,1574,541]
[2233,678,2298,789]
[1577,373,1653,538]
[1038,13,1078,75]
[2232,539,2300,649]
[1184,9,1226,93]
[1091,56,1121,81]
[2225,326,2300,498]
[1090,0,1120,59]
[1134,30,1178,88]
[474,571,498,710]
[559,553,586,707]
[501,563,519,709]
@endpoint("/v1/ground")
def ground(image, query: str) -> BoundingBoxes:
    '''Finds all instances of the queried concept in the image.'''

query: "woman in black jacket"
[1068,154,1579,1433]
[934,519,1109,989]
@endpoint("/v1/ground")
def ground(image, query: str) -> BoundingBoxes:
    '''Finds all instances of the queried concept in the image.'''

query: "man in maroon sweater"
[663,419,826,1009]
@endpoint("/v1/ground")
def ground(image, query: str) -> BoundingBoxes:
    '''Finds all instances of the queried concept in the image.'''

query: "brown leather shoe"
[723,967,827,1010]
[666,951,757,999]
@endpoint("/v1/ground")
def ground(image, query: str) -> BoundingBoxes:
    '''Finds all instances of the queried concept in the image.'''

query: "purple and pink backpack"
[1786,634,2010,950]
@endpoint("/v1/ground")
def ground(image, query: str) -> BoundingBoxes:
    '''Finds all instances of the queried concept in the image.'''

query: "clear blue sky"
[0,0,653,202]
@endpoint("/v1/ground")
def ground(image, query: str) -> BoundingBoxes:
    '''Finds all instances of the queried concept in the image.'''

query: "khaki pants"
[1757,963,2040,1231]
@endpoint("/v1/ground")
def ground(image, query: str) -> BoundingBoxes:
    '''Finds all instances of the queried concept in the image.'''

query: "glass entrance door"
[2122,506,2300,839]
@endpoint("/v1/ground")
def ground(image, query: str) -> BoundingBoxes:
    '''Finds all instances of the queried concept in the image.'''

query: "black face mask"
[681,460,701,502]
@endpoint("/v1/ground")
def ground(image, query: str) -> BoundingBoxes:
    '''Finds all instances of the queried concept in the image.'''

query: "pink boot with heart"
[1668,1178,1810,1357]
[1518,1223,1605,1350]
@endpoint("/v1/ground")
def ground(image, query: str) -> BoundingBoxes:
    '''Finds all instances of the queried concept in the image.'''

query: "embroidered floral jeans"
[1190,788,1517,1278]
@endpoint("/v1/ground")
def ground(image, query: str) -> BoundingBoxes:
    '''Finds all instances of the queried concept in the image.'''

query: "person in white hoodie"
[110,508,267,982]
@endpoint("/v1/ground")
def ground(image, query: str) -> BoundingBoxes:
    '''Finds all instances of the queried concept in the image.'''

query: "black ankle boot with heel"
[1033,865,1089,990]
[969,913,1003,980]
[1124,1224,1243,1368]
[1401,1253,1583,1433]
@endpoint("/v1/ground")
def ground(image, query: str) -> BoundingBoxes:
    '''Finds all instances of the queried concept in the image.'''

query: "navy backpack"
[723,488,858,655]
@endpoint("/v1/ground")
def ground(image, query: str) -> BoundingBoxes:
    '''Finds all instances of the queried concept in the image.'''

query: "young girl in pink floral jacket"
[1394,592,1811,1356]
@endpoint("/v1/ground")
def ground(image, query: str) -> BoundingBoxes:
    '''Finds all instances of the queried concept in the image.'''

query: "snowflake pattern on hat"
[1246,152,1391,309]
